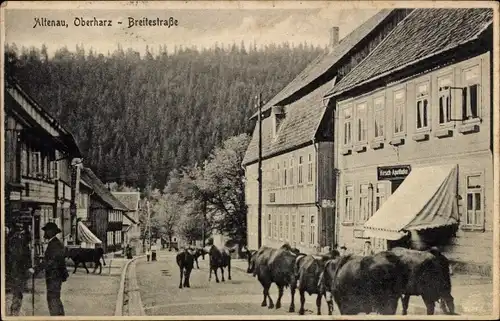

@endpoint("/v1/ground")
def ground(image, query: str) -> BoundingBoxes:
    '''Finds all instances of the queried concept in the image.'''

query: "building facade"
[112,192,142,254]
[4,77,82,263]
[243,8,413,254]
[328,8,493,275]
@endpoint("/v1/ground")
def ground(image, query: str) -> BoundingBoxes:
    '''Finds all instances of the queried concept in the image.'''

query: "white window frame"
[298,156,304,185]
[344,184,354,223]
[416,82,430,131]
[21,143,28,176]
[300,210,306,244]
[356,102,368,143]
[289,158,294,187]
[283,160,287,187]
[374,182,387,213]
[342,105,353,147]
[307,154,313,184]
[309,211,316,246]
[278,212,283,240]
[267,213,272,238]
[358,183,370,223]
[276,162,281,188]
[438,75,453,126]
[273,210,278,239]
[393,90,406,135]
[284,212,289,242]
[464,173,485,230]
[462,65,481,121]
[291,211,296,243]
[373,97,385,140]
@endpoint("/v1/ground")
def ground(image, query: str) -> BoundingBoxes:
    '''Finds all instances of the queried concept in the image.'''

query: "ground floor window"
[107,231,113,245]
[465,173,484,229]
[309,212,316,246]
[267,213,272,238]
[300,211,305,243]
[291,211,296,244]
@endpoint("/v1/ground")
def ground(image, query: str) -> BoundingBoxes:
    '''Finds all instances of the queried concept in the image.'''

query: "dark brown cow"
[176,248,196,289]
[322,251,408,315]
[65,247,106,274]
[203,244,235,283]
[390,247,455,315]
[246,244,298,311]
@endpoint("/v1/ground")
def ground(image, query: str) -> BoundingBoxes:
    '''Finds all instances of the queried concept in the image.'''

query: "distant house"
[112,192,142,254]
[75,176,102,248]
[242,9,413,254]
[80,168,129,253]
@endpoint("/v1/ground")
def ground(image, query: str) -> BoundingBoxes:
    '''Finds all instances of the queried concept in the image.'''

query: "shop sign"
[377,165,411,181]
[10,191,21,201]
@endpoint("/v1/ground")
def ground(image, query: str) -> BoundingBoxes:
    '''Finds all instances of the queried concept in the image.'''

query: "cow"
[389,247,455,315]
[246,244,298,311]
[321,251,408,315]
[65,247,106,274]
[176,248,196,289]
[202,244,236,283]
[290,252,338,316]
[191,247,205,269]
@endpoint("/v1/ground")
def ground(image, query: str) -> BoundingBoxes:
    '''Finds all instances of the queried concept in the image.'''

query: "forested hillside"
[4,42,325,189]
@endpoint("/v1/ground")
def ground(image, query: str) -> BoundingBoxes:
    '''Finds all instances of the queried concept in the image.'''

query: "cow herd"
[243,243,456,316]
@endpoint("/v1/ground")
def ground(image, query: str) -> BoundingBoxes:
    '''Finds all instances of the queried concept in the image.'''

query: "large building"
[243,9,413,253]
[327,8,493,275]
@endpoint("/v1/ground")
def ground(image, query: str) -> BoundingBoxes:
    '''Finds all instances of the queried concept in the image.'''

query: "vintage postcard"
[1,0,499,319]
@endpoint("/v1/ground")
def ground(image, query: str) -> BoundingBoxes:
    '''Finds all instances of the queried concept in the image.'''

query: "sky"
[2,1,381,57]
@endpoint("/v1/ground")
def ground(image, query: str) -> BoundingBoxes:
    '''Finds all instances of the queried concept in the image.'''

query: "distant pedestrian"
[125,244,133,259]
[151,243,158,261]
[146,248,151,262]
[30,222,68,316]
[6,223,32,316]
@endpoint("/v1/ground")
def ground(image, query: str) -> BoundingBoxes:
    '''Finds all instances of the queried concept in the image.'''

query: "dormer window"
[272,106,286,138]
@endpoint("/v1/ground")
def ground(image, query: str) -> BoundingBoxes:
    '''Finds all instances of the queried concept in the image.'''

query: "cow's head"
[246,250,257,274]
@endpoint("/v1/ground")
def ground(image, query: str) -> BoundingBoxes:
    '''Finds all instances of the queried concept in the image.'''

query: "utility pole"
[256,93,263,249]
[202,197,206,248]
[147,199,151,248]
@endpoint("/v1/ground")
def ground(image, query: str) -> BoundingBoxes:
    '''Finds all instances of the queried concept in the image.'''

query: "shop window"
[358,184,370,223]
[298,156,303,185]
[309,212,316,245]
[374,183,386,213]
[300,211,306,243]
[344,185,354,223]
[393,90,406,135]
[462,66,481,120]
[416,83,430,130]
[438,76,452,125]
[343,106,353,146]
[356,102,368,143]
[307,154,313,183]
[267,213,272,238]
[373,97,385,139]
[289,158,294,186]
[465,174,484,229]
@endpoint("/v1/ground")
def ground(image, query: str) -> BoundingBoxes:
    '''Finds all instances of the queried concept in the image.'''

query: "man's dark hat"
[41,222,61,233]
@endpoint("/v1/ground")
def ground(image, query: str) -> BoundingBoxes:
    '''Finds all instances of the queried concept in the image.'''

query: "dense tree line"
[5,42,325,190]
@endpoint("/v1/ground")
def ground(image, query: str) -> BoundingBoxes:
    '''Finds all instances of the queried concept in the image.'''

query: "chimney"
[329,26,339,48]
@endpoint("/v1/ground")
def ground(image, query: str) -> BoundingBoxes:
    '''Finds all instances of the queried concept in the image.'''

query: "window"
[344,185,354,222]
[358,184,370,223]
[462,66,480,120]
[309,212,316,245]
[343,106,353,146]
[289,158,294,186]
[273,211,278,239]
[267,213,272,238]
[284,213,289,241]
[107,231,113,245]
[394,90,406,134]
[438,76,452,125]
[30,149,41,176]
[276,162,280,187]
[374,183,386,213]
[283,160,287,187]
[465,174,484,228]
[356,102,367,142]
[307,154,313,183]
[298,156,303,184]
[300,211,305,243]
[291,211,296,243]
[416,83,430,130]
[373,97,385,139]
[279,212,283,239]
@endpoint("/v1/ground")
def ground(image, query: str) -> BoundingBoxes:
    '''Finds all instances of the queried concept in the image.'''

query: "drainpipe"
[312,138,321,253]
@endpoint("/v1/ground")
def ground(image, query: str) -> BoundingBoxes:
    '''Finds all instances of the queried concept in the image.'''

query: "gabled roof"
[242,79,335,165]
[329,8,494,97]
[81,167,129,211]
[112,192,141,211]
[251,9,396,119]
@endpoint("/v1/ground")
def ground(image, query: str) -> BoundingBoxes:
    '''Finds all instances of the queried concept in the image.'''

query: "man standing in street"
[30,222,68,316]
[6,222,32,316]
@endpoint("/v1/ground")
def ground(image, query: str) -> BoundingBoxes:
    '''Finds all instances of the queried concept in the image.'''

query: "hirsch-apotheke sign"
[377,165,411,181]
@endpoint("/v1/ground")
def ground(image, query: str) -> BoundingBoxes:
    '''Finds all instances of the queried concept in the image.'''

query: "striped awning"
[77,221,102,244]
[364,164,459,240]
